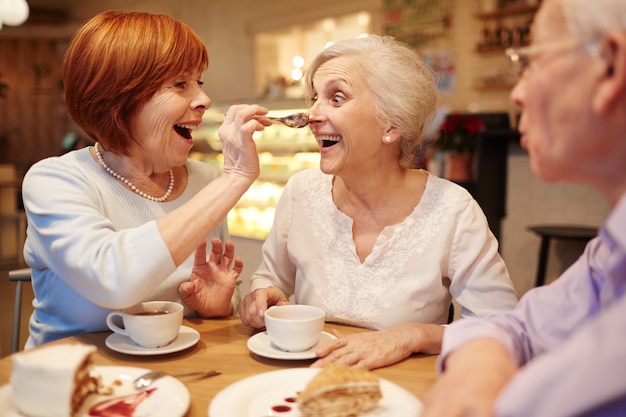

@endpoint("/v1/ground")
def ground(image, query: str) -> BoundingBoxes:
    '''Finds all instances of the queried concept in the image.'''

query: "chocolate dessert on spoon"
[268,112,309,128]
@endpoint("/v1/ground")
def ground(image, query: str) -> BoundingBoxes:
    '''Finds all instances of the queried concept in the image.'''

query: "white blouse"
[250,169,518,330]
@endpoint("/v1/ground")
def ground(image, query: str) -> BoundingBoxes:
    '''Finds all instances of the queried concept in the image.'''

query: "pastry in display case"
[190,104,319,240]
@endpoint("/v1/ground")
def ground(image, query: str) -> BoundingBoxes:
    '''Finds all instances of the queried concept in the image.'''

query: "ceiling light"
[292,56,304,69]
[0,0,30,28]
[290,68,303,81]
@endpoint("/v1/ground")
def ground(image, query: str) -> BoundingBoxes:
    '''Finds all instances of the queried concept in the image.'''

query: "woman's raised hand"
[178,238,243,317]
[219,104,271,181]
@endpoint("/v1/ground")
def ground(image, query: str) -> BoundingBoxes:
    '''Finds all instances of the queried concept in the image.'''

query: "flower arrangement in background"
[436,114,485,154]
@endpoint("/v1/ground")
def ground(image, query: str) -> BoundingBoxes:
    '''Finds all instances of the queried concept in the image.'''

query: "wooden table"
[0,317,438,416]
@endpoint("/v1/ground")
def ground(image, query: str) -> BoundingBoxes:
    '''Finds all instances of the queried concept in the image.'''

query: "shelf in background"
[475,45,527,54]
[475,4,538,19]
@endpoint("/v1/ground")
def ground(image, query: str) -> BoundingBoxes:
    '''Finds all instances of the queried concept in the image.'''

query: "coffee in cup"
[264,304,325,352]
[106,301,183,348]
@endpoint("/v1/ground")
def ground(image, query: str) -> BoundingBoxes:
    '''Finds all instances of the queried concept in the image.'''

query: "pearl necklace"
[94,142,174,202]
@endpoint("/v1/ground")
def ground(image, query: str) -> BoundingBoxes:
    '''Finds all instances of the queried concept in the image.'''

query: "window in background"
[255,11,371,100]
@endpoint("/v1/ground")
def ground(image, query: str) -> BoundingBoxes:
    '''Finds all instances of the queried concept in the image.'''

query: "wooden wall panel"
[0,36,68,179]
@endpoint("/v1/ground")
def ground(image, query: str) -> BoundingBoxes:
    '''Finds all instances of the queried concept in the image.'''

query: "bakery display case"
[190,102,319,240]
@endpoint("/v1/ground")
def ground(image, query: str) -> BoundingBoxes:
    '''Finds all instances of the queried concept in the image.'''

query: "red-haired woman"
[21,10,269,348]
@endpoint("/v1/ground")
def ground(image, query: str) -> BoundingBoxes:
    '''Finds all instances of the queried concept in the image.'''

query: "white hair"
[561,0,626,39]
[304,35,438,168]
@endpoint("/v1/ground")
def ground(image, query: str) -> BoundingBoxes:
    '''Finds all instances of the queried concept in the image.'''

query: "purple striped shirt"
[439,193,626,417]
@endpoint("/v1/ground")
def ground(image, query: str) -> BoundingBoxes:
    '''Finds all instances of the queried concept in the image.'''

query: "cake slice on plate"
[298,363,382,417]
[11,343,106,417]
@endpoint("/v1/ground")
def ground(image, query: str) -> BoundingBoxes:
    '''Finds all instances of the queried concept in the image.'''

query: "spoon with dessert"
[267,112,310,128]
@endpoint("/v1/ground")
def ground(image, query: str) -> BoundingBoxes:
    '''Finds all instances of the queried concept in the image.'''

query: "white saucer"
[105,325,200,356]
[247,331,336,360]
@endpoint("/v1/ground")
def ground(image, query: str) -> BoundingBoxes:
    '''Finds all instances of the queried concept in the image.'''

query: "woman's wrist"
[405,323,445,354]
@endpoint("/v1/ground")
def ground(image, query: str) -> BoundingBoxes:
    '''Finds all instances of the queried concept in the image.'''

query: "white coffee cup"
[106,301,183,348]
[264,305,325,352]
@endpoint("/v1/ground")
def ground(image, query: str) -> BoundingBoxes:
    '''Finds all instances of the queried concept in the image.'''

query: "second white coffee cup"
[106,300,183,348]
[264,304,325,352]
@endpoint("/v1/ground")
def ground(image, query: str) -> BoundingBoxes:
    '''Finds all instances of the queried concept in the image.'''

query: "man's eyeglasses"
[506,38,599,79]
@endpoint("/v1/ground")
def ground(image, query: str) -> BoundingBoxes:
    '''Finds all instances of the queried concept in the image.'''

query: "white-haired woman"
[239,35,518,370]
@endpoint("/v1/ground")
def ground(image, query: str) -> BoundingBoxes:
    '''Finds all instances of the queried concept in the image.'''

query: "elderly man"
[422,0,626,416]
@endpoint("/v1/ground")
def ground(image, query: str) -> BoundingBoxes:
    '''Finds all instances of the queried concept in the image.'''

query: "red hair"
[63,10,209,154]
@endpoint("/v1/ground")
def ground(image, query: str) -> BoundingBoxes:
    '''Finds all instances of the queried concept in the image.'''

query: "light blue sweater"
[21,147,228,347]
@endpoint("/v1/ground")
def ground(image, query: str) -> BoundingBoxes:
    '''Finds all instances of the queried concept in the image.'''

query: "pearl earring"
[383,135,392,143]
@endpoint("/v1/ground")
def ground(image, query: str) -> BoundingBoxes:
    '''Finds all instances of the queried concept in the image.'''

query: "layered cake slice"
[11,343,104,417]
[298,363,382,417]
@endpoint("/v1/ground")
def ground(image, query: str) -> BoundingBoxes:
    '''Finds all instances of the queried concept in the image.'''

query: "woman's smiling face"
[130,70,210,171]
[308,56,387,176]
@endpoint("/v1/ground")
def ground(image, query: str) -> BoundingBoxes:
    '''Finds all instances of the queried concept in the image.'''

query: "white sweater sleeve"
[249,174,297,297]
[448,198,518,317]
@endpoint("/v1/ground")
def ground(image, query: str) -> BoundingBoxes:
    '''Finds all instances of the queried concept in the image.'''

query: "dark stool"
[528,225,598,287]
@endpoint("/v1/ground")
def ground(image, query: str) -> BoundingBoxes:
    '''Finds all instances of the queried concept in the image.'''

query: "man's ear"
[592,32,626,114]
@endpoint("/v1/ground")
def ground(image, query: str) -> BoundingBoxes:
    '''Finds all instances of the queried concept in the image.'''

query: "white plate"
[105,325,200,355]
[208,367,422,417]
[0,365,189,417]
[247,331,336,360]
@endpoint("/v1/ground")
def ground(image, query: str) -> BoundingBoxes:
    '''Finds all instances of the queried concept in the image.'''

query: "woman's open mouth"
[174,123,196,140]
[317,134,342,148]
